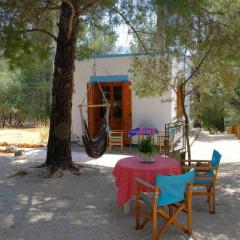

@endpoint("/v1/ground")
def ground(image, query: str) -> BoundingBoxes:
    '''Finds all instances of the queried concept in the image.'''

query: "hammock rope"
[79,14,110,158]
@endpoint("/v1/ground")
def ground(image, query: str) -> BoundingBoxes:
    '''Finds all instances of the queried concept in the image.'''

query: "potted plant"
[138,136,157,162]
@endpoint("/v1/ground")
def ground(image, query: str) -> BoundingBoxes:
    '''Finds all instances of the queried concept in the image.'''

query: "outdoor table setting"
[128,127,158,152]
[112,155,182,214]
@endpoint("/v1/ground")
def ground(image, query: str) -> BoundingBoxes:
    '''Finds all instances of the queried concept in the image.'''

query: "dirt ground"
[0,129,240,240]
[0,128,46,144]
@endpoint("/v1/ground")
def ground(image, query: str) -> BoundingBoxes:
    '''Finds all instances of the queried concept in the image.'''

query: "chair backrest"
[210,149,222,177]
[155,169,195,206]
[169,127,176,140]
[108,130,124,143]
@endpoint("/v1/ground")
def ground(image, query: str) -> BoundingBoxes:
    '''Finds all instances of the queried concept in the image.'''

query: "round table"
[112,155,182,206]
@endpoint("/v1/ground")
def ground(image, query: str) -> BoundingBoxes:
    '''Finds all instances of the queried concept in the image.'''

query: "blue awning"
[90,75,129,83]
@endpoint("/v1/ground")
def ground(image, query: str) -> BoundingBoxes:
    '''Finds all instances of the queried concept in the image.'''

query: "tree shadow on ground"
[0,160,239,240]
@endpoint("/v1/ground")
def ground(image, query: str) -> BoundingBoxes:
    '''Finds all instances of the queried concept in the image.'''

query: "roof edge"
[76,51,168,61]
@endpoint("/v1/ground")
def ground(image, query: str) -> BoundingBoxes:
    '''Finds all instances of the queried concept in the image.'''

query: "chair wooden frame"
[108,130,124,152]
[158,131,177,155]
[182,160,219,213]
[135,177,193,240]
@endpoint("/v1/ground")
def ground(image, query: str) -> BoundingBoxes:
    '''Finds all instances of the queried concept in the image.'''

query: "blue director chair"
[135,169,195,240]
[182,149,222,213]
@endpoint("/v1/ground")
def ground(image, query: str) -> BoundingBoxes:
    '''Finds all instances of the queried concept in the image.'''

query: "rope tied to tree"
[78,11,110,158]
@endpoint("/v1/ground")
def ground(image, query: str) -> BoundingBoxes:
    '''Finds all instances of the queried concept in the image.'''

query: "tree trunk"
[179,84,191,163]
[46,0,80,169]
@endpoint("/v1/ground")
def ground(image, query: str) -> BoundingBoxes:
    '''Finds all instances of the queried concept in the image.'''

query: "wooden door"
[87,81,132,144]
[100,82,123,130]
[123,82,132,144]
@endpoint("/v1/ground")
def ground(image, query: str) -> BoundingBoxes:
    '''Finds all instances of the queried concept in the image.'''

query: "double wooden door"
[87,81,132,144]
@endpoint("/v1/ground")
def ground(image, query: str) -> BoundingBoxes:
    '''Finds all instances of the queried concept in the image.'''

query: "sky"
[115,24,133,52]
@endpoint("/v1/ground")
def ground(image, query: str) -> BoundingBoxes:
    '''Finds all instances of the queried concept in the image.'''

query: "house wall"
[72,54,176,144]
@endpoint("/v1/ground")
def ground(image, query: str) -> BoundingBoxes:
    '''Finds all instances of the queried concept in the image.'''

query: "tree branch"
[183,47,212,86]
[169,83,177,93]
[112,7,149,54]
[134,30,153,35]
[78,0,102,16]
[5,28,57,41]
[43,0,61,10]
[185,84,200,96]
[45,0,61,9]
[204,10,227,15]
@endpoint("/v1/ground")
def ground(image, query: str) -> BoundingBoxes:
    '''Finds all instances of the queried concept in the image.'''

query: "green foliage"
[129,1,213,99]
[128,0,240,133]
[0,0,55,69]
[230,83,240,109]
[76,17,117,60]
[0,58,20,111]
[0,1,54,125]
[131,55,171,97]
[18,63,52,118]
[0,1,118,126]
[200,91,225,132]
[138,136,157,155]
[224,83,240,126]
[1,0,240,135]
[0,56,51,124]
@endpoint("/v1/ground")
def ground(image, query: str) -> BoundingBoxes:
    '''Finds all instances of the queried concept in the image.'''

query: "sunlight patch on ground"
[24,149,46,156]
[84,153,132,168]
[16,194,29,205]
[223,187,239,196]
[54,200,69,209]
[85,205,96,209]
[28,212,54,223]
[12,159,29,164]
[2,214,14,228]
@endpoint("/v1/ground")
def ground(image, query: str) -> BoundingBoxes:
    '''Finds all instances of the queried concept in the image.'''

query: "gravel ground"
[0,131,240,240]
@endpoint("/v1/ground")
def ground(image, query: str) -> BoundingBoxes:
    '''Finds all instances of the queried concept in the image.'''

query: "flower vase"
[140,152,155,163]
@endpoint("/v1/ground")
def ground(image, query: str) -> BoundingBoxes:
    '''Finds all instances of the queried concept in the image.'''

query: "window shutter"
[87,83,100,137]
[123,82,132,144]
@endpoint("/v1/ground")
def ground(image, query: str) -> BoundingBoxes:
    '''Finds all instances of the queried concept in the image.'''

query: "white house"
[72,53,181,144]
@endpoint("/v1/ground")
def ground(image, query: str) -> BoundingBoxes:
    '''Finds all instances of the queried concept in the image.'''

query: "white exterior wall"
[72,55,176,144]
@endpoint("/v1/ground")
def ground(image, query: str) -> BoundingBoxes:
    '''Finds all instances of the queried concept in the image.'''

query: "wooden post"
[187,182,193,234]
[135,182,141,229]
[152,188,159,240]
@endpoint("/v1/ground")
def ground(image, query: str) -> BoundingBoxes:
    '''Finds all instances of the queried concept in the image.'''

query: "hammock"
[79,102,110,158]
[79,18,110,158]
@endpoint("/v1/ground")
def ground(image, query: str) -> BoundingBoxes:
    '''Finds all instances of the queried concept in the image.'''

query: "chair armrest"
[181,160,212,163]
[135,177,156,190]
[194,176,215,181]
[182,166,211,171]
[135,178,160,204]
[182,165,218,172]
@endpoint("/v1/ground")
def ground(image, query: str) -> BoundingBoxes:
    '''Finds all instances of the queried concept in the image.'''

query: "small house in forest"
[72,53,184,144]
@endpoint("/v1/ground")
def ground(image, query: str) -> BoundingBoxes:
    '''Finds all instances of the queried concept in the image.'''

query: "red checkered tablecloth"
[112,155,182,206]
